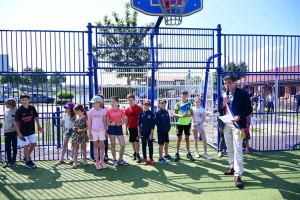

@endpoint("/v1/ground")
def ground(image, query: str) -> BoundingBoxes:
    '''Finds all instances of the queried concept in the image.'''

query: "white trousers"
[223,122,244,177]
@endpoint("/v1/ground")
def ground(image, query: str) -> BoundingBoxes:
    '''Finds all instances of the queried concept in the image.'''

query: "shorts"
[192,122,205,131]
[129,128,139,142]
[157,131,169,145]
[18,133,37,146]
[91,130,106,141]
[64,129,74,138]
[176,124,191,136]
[108,126,123,136]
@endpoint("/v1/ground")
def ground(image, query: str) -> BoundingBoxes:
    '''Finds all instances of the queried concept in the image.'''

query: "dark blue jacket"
[218,87,252,128]
[155,109,171,132]
[138,110,155,135]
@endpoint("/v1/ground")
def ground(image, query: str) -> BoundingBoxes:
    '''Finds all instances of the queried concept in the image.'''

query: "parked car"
[24,93,55,104]
[0,95,18,103]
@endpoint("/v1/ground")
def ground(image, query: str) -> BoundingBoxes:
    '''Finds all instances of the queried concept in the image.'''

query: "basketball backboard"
[130,0,203,17]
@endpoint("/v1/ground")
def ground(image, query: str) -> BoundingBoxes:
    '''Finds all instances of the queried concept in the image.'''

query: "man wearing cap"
[218,75,252,188]
[173,89,194,162]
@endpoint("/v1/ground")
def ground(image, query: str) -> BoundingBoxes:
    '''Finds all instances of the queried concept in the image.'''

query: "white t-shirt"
[63,113,75,130]
[193,107,205,122]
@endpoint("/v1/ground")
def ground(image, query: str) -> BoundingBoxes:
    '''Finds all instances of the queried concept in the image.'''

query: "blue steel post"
[216,24,223,152]
[87,22,95,159]
[150,17,163,111]
[56,107,61,148]
[93,56,99,94]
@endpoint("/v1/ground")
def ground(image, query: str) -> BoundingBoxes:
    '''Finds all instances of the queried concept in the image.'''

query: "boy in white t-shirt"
[192,97,212,160]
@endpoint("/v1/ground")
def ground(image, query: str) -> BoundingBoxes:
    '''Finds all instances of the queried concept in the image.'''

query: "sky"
[0,0,300,86]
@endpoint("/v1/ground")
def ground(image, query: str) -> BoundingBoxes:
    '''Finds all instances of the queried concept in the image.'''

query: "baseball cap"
[64,102,75,110]
[144,99,151,105]
[181,89,188,94]
[160,99,167,103]
[89,96,102,103]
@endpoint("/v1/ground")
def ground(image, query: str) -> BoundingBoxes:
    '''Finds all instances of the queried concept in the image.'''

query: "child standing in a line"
[243,116,251,154]
[192,97,212,160]
[55,102,76,166]
[155,99,173,164]
[3,98,18,167]
[106,96,128,167]
[98,94,110,162]
[138,100,155,165]
[72,104,89,169]
[125,94,143,163]
[88,96,108,169]
[15,93,43,169]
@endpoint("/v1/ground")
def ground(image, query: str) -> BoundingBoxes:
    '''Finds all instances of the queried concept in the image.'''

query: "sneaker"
[10,160,16,167]
[195,152,200,158]
[25,161,35,169]
[101,162,109,169]
[158,158,168,164]
[164,154,174,160]
[174,153,180,161]
[104,155,109,162]
[217,151,222,158]
[3,161,10,168]
[21,157,27,163]
[203,153,212,160]
[30,160,37,169]
[132,154,136,161]
[118,159,129,165]
[113,160,118,167]
[150,158,155,165]
[143,159,148,165]
[186,153,195,161]
[96,162,102,170]
[136,154,141,163]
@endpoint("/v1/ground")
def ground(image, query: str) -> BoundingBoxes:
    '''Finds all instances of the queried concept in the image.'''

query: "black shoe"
[104,155,109,162]
[136,154,141,163]
[132,154,136,161]
[10,160,16,167]
[3,161,10,168]
[174,153,180,161]
[186,153,195,161]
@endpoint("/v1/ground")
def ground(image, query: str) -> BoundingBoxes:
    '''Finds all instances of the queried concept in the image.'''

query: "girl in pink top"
[88,96,108,170]
[106,96,128,167]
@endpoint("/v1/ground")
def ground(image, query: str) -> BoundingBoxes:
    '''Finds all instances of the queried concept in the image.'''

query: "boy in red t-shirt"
[125,94,143,163]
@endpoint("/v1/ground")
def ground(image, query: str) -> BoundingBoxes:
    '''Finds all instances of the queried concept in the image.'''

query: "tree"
[48,74,67,85]
[28,67,48,85]
[94,2,154,88]
[0,67,22,85]
[213,62,248,89]
[191,75,201,85]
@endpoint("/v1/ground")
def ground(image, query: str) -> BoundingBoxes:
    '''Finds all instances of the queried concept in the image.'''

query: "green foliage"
[26,67,48,85]
[94,2,154,87]
[0,76,22,85]
[213,61,249,89]
[57,90,74,99]
[191,76,201,85]
[48,74,67,84]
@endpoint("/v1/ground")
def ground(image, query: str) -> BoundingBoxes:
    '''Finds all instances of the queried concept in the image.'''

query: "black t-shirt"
[15,105,38,136]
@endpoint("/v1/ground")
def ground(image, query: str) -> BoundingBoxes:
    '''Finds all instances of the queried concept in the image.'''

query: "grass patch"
[0,141,300,200]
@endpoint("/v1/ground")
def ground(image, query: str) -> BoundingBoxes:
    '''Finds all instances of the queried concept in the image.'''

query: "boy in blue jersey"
[138,100,155,165]
[155,99,173,164]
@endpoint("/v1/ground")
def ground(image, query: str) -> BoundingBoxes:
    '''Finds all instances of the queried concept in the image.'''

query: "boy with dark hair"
[138,100,155,165]
[3,98,18,167]
[155,99,173,164]
[125,93,143,163]
[15,93,43,169]
[173,89,194,161]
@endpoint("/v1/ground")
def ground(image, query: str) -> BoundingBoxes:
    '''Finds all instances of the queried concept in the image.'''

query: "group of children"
[3,90,212,170]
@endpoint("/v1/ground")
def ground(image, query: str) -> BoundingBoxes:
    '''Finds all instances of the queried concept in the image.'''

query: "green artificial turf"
[0,141,299,200]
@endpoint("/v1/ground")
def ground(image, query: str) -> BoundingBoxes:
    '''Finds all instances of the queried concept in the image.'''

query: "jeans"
[141,134,153,159]
[4,131,18,161]
[296,102,300,113]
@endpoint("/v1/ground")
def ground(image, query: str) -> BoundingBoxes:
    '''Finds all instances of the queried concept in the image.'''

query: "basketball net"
[159,0,188,26]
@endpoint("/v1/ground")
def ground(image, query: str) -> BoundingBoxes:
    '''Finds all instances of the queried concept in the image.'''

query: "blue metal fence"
[1,24,299,161]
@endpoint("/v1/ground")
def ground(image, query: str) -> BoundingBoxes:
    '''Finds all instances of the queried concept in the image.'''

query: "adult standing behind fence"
[256,91,265,114]
[218,76,252,188]
[294,91,300,113]
[266,91,275,115]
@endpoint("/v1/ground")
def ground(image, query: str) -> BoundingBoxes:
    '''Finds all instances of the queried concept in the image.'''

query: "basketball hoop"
[159,0,188,26]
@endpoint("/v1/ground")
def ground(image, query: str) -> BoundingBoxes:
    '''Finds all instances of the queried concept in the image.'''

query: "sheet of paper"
[219,114,234,123]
